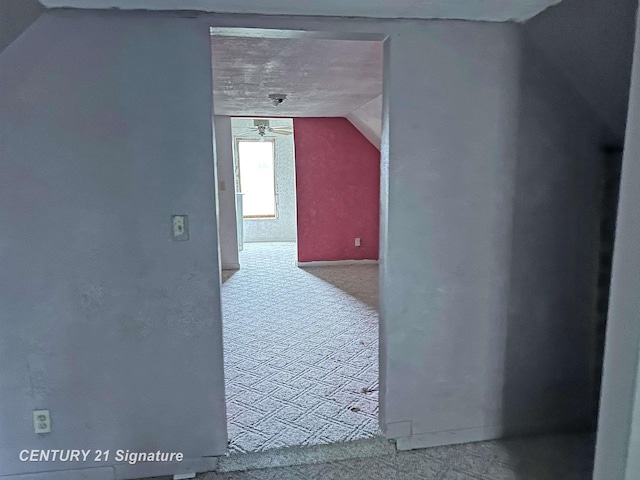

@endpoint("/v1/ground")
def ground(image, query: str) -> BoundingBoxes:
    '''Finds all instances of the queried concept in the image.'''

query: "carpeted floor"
[221,242,380,454]
[201,432,595,479]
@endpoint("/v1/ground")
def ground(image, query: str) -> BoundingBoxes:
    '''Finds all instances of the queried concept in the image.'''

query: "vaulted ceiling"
[39,0,561,22]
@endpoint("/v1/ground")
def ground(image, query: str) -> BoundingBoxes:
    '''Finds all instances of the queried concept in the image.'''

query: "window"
[237,140,277,219]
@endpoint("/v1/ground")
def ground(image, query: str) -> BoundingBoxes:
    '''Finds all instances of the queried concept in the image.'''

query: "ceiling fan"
[235,119,293,137]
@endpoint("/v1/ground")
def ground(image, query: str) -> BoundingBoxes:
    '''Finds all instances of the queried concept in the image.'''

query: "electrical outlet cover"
[33,410,51,434]
[171,215,189,241]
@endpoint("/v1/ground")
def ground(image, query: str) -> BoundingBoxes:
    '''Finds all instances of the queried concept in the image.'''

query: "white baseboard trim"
[393,416,590,451]
[297,259,378,267]
[244,239,297,243]
[395,425,504,451]
[0,466,114,480]
[115,456,217,479]
[1,457,218,480]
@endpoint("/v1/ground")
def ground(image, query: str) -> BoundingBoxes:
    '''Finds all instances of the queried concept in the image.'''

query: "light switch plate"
[171,215,189,241]
[33,410,51,434]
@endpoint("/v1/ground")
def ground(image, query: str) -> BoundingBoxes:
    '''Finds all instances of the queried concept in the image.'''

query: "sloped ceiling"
[524,0,638,142]
[347,96,383,149]
[39,0,561,22]
[1,0,44,53]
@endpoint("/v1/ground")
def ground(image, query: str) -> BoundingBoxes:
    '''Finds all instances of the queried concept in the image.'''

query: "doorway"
[211,30,385,454]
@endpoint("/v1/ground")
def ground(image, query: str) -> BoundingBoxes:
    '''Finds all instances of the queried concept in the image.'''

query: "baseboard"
[221,263,240,270]
[114,456,217,479]
[395,425,505,451]
[393,417,591,451]
[297,259,378,267]
[0,466,114,480]
[244,239,296,243]
[1,457,218,480]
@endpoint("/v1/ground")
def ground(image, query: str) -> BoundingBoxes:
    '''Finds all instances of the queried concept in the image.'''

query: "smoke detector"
[268,93,287,106]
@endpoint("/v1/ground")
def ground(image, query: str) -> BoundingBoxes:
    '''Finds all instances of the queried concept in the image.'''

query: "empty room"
[1,0,640,479]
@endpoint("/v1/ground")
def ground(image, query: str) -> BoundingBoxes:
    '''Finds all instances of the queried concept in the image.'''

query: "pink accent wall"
[294,117,380,262]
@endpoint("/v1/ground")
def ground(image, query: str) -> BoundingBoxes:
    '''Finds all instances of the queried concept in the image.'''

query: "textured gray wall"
[380,21,523,447]
[594,10,640,480]
[503,37,606,435]
[231,117,297,243]
[0,11,227,477]
[0,0,43,54]
[214,116,240,269]
[524,0,638,142]
[0,8,612,477]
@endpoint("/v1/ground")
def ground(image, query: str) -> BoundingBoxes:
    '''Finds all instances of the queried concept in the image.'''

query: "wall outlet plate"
[33,410,51,434]
[171,215,189,241]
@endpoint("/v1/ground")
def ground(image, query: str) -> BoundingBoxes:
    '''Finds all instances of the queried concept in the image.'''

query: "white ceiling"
[39,0,561,22]
[210,36,383,117]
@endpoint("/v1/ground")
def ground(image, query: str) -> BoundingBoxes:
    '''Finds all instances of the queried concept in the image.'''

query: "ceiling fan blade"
[235,128,258,136]
[270,128,293,135]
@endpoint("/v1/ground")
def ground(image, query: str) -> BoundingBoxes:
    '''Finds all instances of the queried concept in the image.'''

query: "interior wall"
[594,9,640,479]
[0,8,614,478]
[214,115,240,269]
[0,11,227,478]
[379,20,523,448]
[0,0,44,54]
[294,117,380,263]
[523,0,638,142]
[231,117,296,243]
[503,36,607,434]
